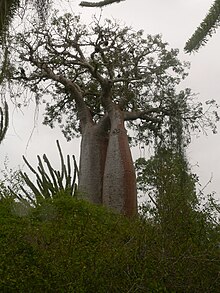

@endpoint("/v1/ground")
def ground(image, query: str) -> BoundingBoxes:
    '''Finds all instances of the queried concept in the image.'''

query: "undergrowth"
[0,193,219,292]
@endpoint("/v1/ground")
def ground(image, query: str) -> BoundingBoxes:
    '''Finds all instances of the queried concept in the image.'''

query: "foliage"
[0,157,23,199]
[136,148,198,205]
[1,0,220,54]
[136,149,205,248]
[0,0,51,40]
[9,140,78,206]
[6,12,218,145]
[0,192,219,292]
[79,0,220,53]
[185,0,220,53]
[135,142,220,291]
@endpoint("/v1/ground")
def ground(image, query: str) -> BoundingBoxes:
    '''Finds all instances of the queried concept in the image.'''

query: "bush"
[0,194,219,292]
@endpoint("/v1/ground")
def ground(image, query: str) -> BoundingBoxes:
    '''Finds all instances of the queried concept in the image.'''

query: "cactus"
[11,140,78,205]
[0,101,9,144]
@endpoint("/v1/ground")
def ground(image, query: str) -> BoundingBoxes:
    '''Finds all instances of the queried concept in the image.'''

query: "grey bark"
[78,122,108,204]
[102,106,137,216]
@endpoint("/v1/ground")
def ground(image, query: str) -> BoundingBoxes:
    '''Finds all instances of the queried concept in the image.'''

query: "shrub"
[0,193,219,292]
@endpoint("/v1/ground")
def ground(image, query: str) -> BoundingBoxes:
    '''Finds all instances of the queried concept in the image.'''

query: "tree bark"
[78,122,108,204]
[102,106,137,217]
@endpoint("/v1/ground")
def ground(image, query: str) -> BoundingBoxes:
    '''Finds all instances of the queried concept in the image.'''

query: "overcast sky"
[1,0,220,199]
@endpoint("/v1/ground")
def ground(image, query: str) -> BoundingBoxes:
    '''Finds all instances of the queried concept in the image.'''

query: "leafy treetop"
[7,12,218,144]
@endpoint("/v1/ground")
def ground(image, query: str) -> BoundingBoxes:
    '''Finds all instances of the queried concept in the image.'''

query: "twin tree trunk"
[43,70,137,216]
[78,107,137,217]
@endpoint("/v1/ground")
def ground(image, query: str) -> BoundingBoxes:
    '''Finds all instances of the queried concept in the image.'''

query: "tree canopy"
[1,1,220,53]
[7,12,213,143]
[79,0,220,53]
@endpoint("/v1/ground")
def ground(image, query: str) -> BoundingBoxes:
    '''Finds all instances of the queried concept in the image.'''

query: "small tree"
[135,109,220,291]
[136,148,198,226]
[6,12,217,216]
[136,101,198,222]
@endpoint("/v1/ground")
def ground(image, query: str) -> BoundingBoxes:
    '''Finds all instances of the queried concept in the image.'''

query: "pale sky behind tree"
[1,0,220,199]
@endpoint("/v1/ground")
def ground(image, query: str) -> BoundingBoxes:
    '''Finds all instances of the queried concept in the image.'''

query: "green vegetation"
[10,140,78,206]
[0,101,219,292]
[0,2,219,291]
[185,0,220,53]
[0,187,219,292]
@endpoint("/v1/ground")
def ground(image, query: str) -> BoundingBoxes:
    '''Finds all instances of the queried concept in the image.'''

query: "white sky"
[1,0,220,199]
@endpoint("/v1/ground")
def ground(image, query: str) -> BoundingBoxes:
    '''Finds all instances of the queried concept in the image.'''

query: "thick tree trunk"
[78,123,108,204]
[102,107,137,217]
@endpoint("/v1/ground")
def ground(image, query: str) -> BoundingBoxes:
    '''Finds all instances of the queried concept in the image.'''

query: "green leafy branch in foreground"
[10,140,78,206]
[185,0,220,53]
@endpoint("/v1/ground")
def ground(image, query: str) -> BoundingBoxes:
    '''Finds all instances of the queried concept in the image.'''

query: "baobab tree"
[6,12,216,216]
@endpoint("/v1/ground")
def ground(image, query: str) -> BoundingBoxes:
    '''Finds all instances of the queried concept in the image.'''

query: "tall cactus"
[11,140,78,206]
[0,101,9,144]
